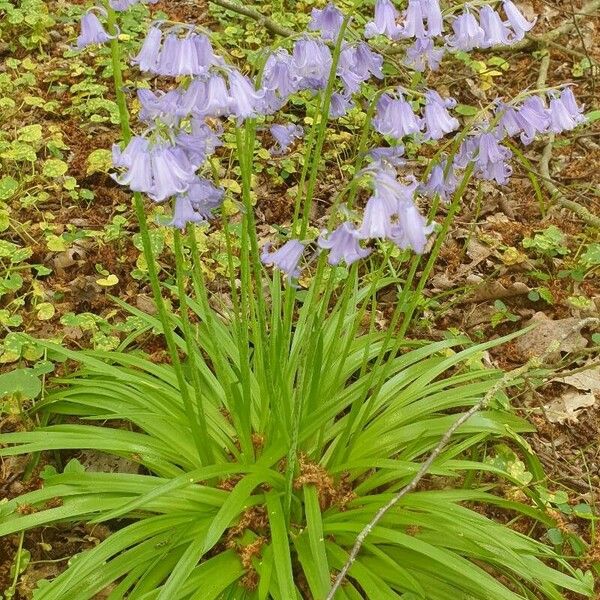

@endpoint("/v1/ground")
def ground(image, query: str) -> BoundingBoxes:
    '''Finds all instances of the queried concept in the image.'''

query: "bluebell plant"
[0,1,593,598]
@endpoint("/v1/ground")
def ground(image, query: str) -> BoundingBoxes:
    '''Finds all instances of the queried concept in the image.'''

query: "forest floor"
[0,0,599,597]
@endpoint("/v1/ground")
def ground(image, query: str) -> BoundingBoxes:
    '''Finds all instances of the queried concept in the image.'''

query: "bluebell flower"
[365,0,402,40]
[262,50,296,97]
[137,89,184,126]
[187,177,224,217]
[503,0,536,42]
[177,78,204,115]
[402,0,443,38]
[389,203,434,253]
[404,38,444,71]
[446,9,485,51]
[402,0,444,39]
[169,195,205,229]
[259,50,296,114]
[157,34,209,77]
[309,3,345,41]
[201,74,233,117]
[479,6,512,47]
[548,87,586,133]
[318,222,371,265]
[357,193,395,239]
[148,145,196,202]
[358,166,419,239]
[329,92,354,118]
[516,96,550,144]
[110,0,158,10]
[475,132,513,184]
[113,138,196,202]
[261,240,305,279]
[421,159,458,202]
[337,42,383,94]
[496,102,522,138]
[454,136,478,169]
[292,38,333,91]
[175,120,222,168]
[374,92,423,139]
[423,90,459,140]
[169,177,222,228]
[337,46,365,95]
[112,136,153,193]
[369,145,406,167]
[77,9,115,49]
[193,34,218,71]
[421,0,444,36]
[401,0,427,39]
[353,42,384,79]
[228,70,264,120]
[270,124,304,155]
[133,25,162,73]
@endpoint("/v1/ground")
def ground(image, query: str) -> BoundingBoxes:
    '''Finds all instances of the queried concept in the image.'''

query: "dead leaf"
[513,312,589,363]
[545,367,600,423]
[463,279,530,303]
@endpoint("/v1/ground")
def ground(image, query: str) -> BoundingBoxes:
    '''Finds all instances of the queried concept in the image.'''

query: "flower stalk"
[104,2,209,465]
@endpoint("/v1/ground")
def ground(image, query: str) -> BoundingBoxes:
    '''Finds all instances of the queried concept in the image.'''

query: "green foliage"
[0,0,55,50]
[0,270,594,599]
[522,226,570,258]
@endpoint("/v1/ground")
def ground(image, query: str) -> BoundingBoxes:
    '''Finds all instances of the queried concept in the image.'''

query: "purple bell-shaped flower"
[77,8,115,49]
[318,222,371,265]
[365,0,403,40]
[422,91,459,140]
[261,240,306,279]
[309,3,345,41]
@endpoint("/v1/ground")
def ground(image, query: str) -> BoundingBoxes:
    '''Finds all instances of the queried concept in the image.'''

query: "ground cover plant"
[0,0,599,598]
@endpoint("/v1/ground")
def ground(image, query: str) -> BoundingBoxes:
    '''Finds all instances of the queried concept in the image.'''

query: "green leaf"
[36,302,56,321]
[0,176,19,200]
[454,104,478,116]
[42,159,69,178]
[86,148,113,175]
[18,124,43,143]
[585,109,600,123]
[0,368,41,400]
[265,491,297,599]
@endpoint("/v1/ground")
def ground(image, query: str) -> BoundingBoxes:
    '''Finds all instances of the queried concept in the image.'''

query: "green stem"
[105,4,132,142]
[104,4,206,464]
[8,532,25,597]
[298,17,350,238]
[173,229,213,465]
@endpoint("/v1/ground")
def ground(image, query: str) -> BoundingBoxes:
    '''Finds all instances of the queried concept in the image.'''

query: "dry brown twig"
[325,317,599,600]
[535,50,600,228]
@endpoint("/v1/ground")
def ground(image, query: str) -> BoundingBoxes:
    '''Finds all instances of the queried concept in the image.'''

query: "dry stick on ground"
[325,318,599,600]
[209,0,295,37]
[539,138,600,228]
[506,0,600,52]
[536,49,600,228]
[208,0,600,57]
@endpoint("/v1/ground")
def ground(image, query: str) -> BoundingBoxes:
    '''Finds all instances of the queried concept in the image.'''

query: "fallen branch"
[209,0,295,37]
[539,137,600,228]
[535,52,600,228]
[325,317,599,600]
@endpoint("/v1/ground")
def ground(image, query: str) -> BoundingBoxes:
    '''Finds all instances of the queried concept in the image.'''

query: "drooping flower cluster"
[497,87,585,144]
[446,1,535,50]
[78,0,587,278]
[373,89,459,141]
